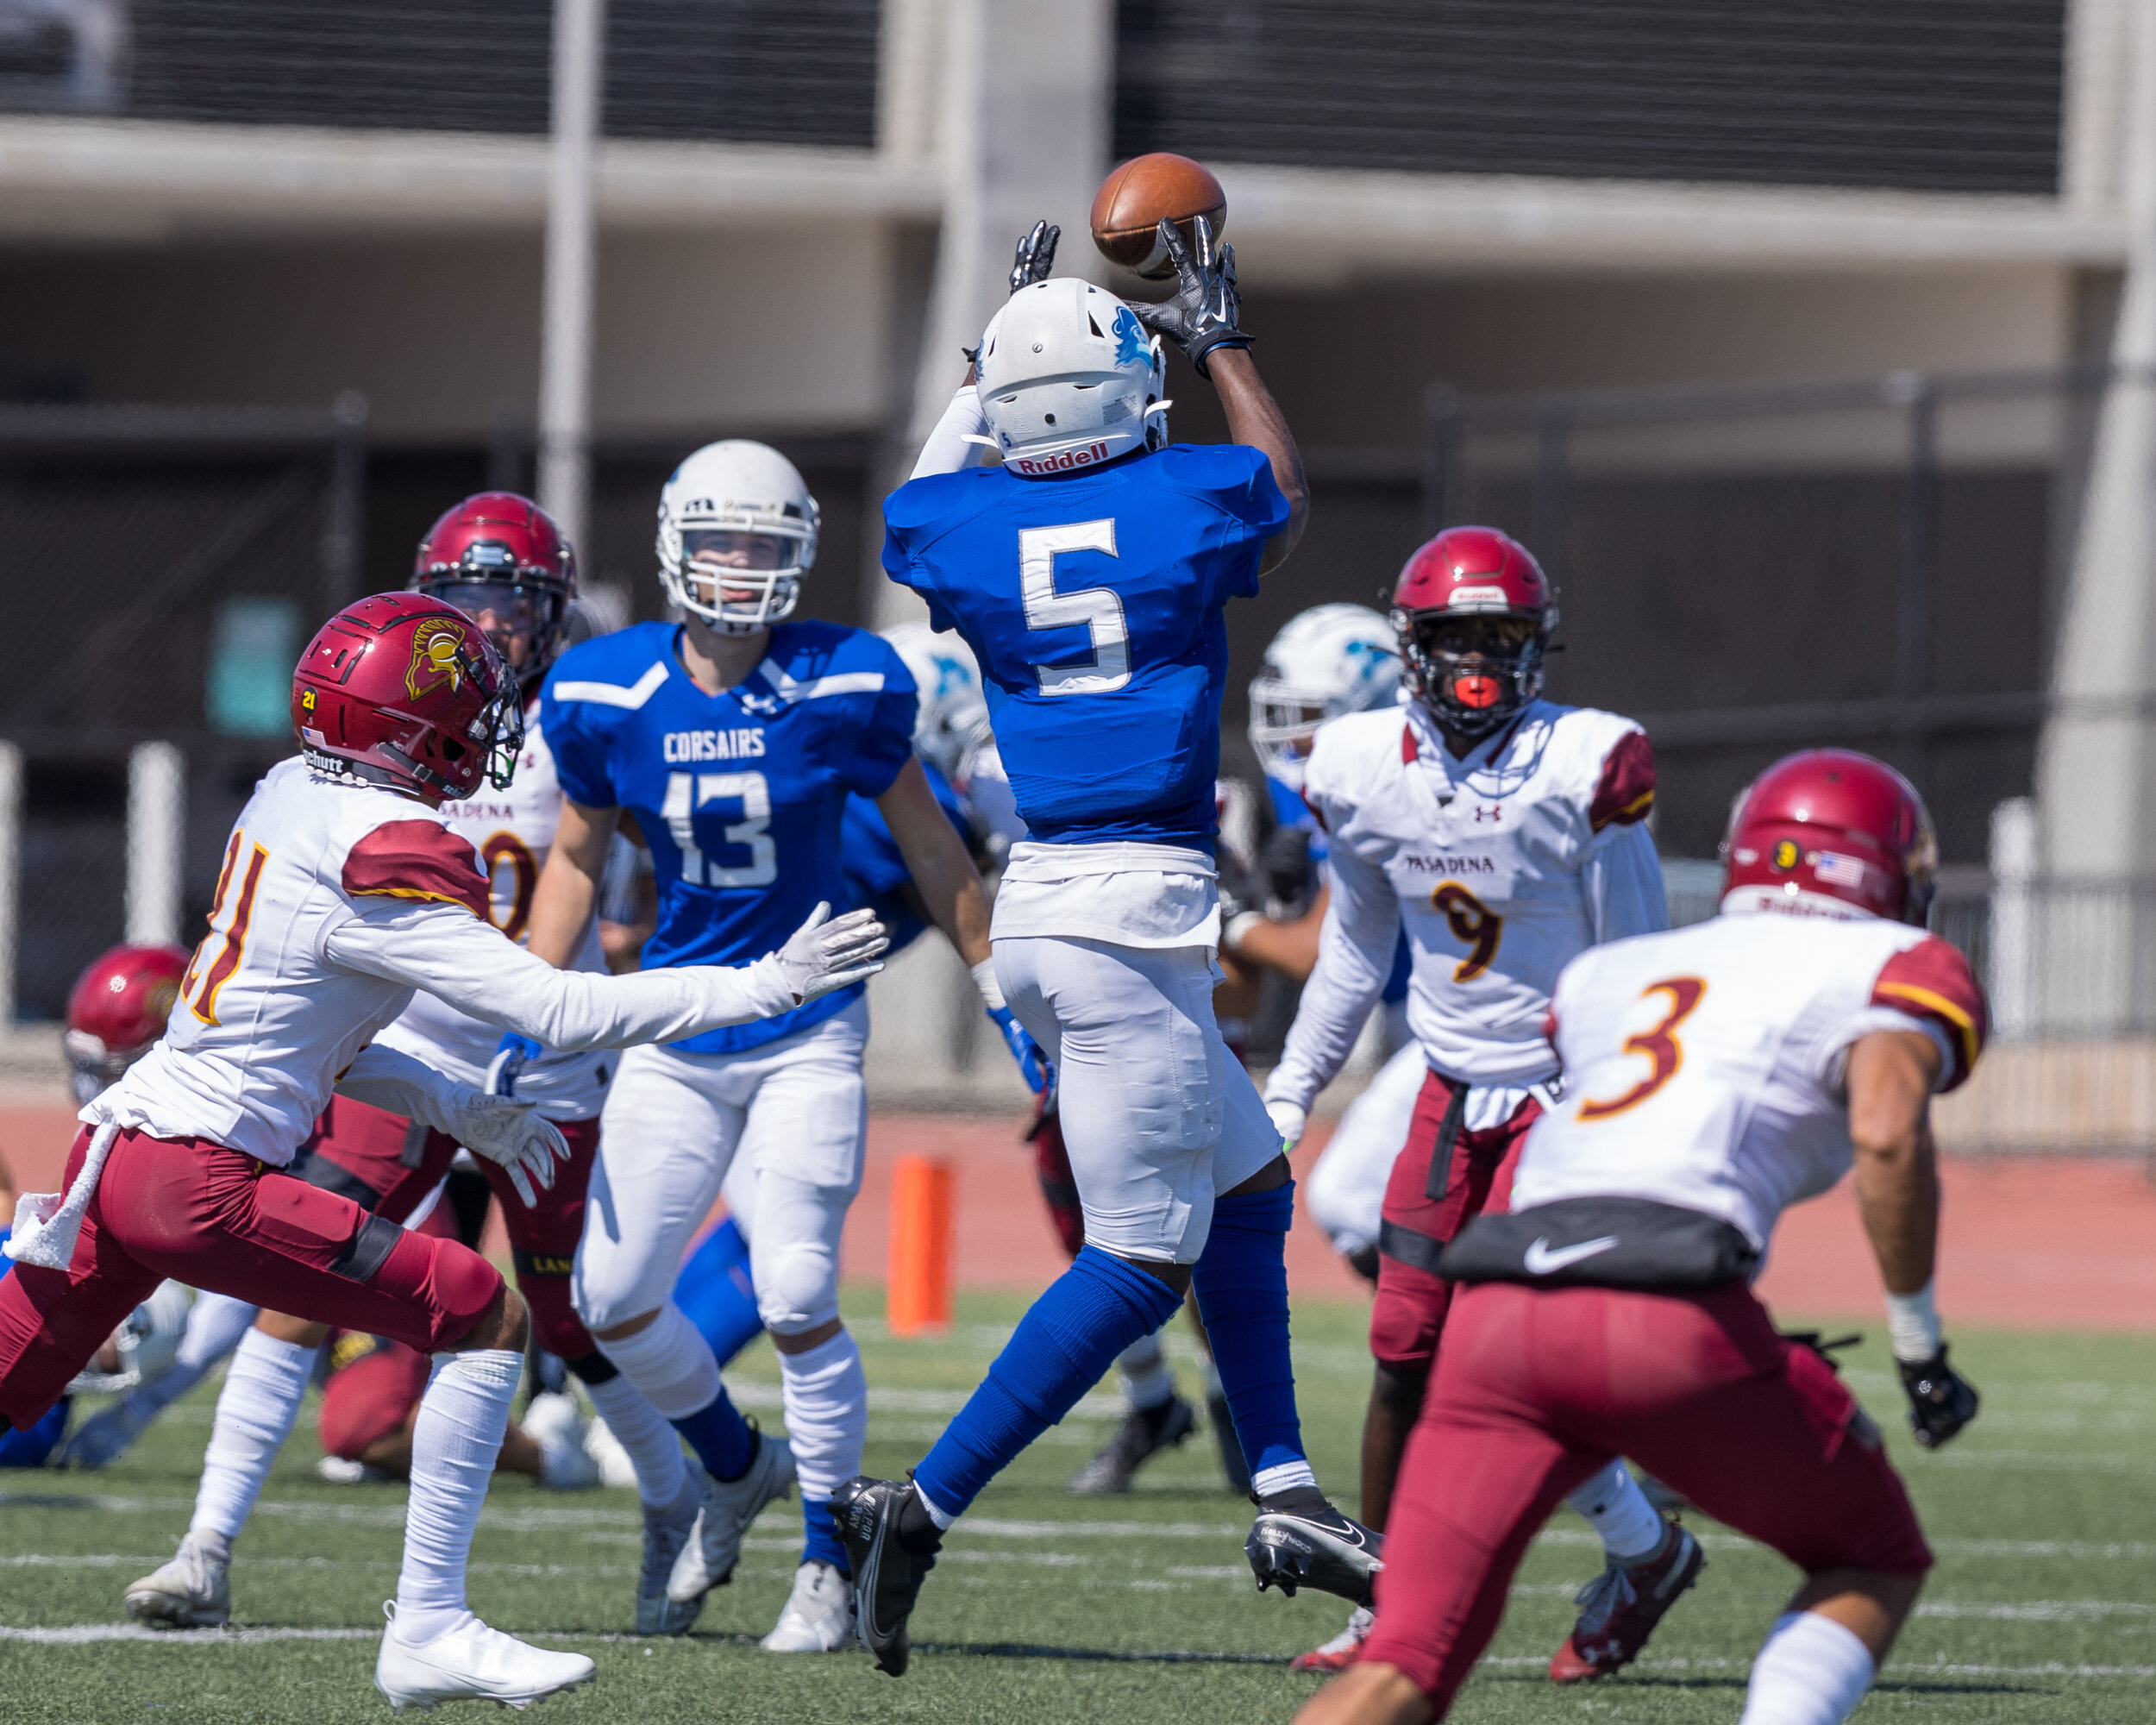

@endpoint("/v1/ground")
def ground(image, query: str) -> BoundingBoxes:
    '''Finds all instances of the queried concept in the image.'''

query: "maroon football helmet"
[411,492,577,695]
[1722,749,1937,924]
[1390,526,1557,737]
[291,592,523,803]
[64,943,188,1102]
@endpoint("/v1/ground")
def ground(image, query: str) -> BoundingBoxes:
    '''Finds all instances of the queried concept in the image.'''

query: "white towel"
[4,1119,119,1270]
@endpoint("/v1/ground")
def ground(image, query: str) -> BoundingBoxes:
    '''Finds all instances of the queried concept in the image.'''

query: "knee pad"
[756,1240,840,1336]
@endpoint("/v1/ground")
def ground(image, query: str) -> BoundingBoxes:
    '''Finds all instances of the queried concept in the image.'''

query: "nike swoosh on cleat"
[1522,1235,1619,1275]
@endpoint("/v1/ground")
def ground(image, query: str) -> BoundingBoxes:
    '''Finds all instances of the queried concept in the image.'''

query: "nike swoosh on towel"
[1522,1235,1620,1276]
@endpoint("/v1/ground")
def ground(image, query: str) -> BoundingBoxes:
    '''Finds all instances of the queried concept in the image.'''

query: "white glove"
[451,1090,571,1208]
[777,902,890,1002]
[1266,1097,1307,1153]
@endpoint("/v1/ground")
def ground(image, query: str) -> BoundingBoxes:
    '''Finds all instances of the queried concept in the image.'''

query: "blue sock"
[674,1218,766,1369]
[801,1495,850,1575]
[914,1245,1181,1520]
[0,1395,69,1468]
[1191,1182,1306,1488]
[673,1390,755,1482]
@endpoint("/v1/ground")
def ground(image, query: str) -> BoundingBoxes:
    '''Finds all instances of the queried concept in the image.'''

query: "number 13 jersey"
[1271,699,1667,1102]
[540,619,917,1054]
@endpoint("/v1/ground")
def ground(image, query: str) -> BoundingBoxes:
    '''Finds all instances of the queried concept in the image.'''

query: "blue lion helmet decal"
[931,653,971,698]
[1111,305,1150,370]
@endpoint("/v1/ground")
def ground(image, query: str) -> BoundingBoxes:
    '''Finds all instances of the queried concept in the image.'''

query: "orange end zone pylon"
[887,1153,955,1336]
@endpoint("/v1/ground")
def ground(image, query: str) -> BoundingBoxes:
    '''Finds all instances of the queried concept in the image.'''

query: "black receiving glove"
[1898,1345,1980,1449]
[1132,214,1250,378]
[1009,218,1060,296]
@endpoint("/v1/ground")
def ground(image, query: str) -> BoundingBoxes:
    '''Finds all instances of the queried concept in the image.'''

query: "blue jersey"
[1269,769,1409,1005]
[542,620,916,1053]
[882,444,1288,851]
[842,758,970,956]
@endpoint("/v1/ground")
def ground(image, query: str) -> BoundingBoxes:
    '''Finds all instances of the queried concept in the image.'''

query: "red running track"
[3,1105,2150,1328]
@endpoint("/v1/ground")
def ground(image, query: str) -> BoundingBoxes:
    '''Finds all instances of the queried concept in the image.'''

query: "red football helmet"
[411,492,577,695]
[1722,749,1937,924]
[1390,526,1557,737]
[291,592,523,803]
[64,943,188,1102]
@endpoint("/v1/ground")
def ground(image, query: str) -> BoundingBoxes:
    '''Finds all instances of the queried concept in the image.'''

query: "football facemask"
[1405,613,1545,737]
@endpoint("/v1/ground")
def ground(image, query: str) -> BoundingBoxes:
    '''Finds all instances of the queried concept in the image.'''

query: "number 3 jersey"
[1267,699,1668,1110]
[540,618,917,1054]
[1514,905,1988,1252]
[372,707,611,1117]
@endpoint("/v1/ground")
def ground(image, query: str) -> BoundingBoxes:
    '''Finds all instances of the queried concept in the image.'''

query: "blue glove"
[987,1006,1053,1096]
[486,1032,545,1099]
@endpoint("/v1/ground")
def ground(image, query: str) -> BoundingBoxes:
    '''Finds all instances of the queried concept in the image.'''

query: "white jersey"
[95,757,796,1166]
[375,712,610,1118]
[1514,903,1985,1251]
[1265,699,1667,1111]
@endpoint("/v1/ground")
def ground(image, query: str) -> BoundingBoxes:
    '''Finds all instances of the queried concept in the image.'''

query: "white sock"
[1566,1459,1667,1564]
[595,1303,722,1420]
[583,1372,687,1508]
[393,1348,521,1645]
[1252,1459,1319,1498]
[775,1328,868,1502]
[189,1329,318,1544]
[1116,1333,1175,1411]
[126,1293,259,1421]
[1739,1610,1878,1725]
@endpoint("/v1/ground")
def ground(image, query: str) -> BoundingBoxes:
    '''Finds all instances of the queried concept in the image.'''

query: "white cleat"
[524,1394,600,1492]
[759,1559,856,1653]
[374,1606,594,1713]
[124,1534,230,1628]
[666,1432,795,1604]
[581,1414,640,1492]
[637,1474,706,1636]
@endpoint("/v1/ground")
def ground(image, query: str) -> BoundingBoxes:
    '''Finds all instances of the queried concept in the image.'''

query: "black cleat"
[1069,1394,1196,1495]
[1206,1391,1251,1496]
[831,1476,934,1678]
[1247,1490,1384,1606]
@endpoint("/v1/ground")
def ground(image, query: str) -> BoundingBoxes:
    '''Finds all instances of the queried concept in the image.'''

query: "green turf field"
[3,1292,2153,1722]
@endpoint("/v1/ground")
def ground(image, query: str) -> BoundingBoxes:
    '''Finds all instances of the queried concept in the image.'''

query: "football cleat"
[317,1454,392,1485]
[523,1392,601,1492]
[1290,1604,1374,1673]
[637,1472,706,1636]
[374,1605,594,1713]
[760,1559,857,1653]
[123,1534,230,1629]
[1247,1494,1384,1606]
[1549,1520,1704,1684]
[832,1475,934,1678]
[666,1431,795,1604]
[1069,1394,1195,1495]
[581,1414,641,1492]
[1206,1390,1251,1496]
[59,1398,153,1471]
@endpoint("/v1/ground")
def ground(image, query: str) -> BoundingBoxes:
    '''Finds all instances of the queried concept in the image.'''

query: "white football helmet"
[1249,604,1403,787]
[656,440,820,635]
[882,620,993,781]
[976,278,1169,476]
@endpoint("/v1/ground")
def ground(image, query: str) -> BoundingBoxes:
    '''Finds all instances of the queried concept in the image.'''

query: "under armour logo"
[1471,804,1503,824]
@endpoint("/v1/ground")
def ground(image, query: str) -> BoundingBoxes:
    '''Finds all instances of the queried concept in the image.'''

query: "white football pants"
[1305,1040,1429,1258]
[995,937,1279,1264]
[573,1000,868,1338]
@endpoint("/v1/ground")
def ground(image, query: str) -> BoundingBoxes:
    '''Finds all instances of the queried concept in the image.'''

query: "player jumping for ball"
[1294,749,1984,1725]
[0,592,886,1710]
[834,216,1379,1677]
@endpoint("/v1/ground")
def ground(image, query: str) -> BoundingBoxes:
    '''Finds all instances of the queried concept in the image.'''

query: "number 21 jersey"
[541,619,917,1053]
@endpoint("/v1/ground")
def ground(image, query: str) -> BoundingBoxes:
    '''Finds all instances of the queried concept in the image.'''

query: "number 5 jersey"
[1266,698,1668,1113]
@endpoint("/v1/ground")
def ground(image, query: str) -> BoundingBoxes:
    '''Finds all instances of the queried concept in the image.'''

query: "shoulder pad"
[1871,934,1988,1091]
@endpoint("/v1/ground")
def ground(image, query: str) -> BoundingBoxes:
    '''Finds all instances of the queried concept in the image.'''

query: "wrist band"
[970,957,1005,1011]
[1885,1281,1941,1362]
[1224,910,1266,953]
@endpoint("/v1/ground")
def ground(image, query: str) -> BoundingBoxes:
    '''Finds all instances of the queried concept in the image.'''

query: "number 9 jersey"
[539,618,918,1053]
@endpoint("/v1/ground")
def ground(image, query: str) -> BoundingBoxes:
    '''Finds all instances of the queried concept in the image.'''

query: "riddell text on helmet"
[1009,442,1111,476]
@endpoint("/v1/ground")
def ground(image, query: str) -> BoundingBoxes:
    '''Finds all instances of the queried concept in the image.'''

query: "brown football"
[1090,154,1227,280]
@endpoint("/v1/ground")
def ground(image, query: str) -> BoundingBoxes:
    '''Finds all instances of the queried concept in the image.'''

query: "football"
[1090,153,1227,280]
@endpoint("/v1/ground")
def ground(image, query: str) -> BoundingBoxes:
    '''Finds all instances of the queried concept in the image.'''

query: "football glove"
[486,1032,544,1099]
[1898,1345,1980,1449]
[1009,218,1060,295]
[1266,1097,1307,1154]
[777,902,890,1003]
[1134,215,1250,378]
[452,1091,571,1209]
[987,1005,1053,1096]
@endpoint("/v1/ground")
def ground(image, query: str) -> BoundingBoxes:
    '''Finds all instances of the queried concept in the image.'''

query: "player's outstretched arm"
[1210,348,1307,575]
[1847,1027,1978,1447]
[525,797,617,969]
